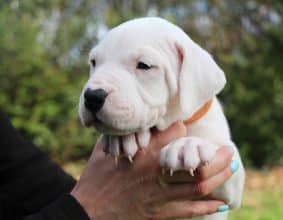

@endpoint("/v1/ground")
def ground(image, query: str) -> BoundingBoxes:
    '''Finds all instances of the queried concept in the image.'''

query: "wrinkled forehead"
[89,18,181,59]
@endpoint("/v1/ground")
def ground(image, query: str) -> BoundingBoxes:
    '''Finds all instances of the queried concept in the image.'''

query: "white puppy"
[79,17,245,220]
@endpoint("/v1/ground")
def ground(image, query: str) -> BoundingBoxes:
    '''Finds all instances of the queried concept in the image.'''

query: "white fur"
[78,17,245,220]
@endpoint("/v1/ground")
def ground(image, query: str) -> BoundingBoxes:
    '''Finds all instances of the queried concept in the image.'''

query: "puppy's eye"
[137,62,151,70]
[90,59,96,67]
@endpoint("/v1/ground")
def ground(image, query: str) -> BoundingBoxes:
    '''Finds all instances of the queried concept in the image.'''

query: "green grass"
[230,189,283,220]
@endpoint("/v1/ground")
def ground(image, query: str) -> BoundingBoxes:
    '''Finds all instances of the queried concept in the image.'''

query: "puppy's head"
[79,17,226,135]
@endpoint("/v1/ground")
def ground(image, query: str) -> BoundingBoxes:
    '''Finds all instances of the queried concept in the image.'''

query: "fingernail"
[217,204,230,212]
[230,160,239,173]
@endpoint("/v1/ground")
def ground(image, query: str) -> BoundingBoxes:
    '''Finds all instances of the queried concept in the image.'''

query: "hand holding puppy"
[71,122,236,220]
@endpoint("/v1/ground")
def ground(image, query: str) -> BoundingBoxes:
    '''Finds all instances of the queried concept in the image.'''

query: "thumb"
[150,121,187,151]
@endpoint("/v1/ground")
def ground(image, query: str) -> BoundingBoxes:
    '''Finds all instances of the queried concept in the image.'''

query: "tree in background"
[0,0,282,167]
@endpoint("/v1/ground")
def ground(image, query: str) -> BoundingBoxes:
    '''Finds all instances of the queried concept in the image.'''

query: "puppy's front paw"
[160,136,218,176]
[101,130,151,162]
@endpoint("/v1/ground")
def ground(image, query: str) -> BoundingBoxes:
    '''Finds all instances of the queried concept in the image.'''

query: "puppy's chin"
[83,115,137,135]
[93,121,137,135]
[81,104,166,135]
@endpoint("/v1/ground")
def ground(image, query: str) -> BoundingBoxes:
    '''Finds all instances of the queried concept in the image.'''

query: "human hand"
[71,122,235,219]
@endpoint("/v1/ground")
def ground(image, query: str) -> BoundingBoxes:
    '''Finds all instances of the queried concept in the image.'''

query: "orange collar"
[183,99,213,125]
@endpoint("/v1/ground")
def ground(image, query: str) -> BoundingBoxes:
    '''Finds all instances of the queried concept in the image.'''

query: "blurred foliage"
[0,0,282,167]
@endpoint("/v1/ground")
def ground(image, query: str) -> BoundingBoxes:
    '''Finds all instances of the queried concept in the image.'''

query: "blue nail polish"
[230,160,239,173]
[217,204,230,212]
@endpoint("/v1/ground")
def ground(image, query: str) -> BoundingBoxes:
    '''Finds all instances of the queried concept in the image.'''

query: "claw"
[128,155,133,163]
[189,168,194,176]
[170,169,174,176]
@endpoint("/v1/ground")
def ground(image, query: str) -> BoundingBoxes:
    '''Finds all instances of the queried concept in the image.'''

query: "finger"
[153,200,225,219]
[195,146,233,180]
[193,164,233,198]
[156,164,233,201]
[150,121,187,151]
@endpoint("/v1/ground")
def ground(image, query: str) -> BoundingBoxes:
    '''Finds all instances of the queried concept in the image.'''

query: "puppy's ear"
[175,39,226,118]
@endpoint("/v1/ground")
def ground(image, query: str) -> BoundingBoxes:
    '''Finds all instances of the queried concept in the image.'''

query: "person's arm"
[0,108,89,220]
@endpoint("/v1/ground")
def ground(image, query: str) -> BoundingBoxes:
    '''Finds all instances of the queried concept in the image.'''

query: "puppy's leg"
[160,137,242,220]
[159,137,229,220]
[160,99,245,220]
[185,99,245,211]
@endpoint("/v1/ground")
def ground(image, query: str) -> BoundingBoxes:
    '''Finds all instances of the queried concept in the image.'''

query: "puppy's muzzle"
[84,88,108,114]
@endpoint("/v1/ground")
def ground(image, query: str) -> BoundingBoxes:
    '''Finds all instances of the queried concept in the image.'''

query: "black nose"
[84,88,108,114]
